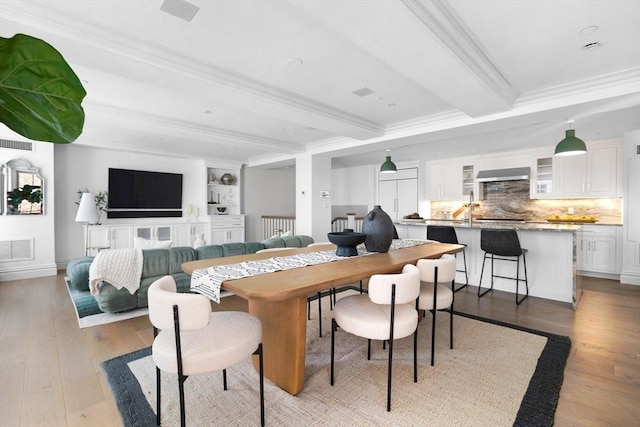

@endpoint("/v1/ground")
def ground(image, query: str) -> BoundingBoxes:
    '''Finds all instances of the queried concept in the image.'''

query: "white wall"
[243,166,296,241]
[54,144,206,265]
[1,142,57,281]
[621,129,640,285]
[331,164,376,210]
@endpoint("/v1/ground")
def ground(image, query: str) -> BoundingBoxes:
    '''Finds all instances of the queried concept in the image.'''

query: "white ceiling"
[1,0,639,168]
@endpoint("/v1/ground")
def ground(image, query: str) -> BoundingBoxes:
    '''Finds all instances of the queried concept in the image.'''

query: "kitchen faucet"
[469,190,474,226]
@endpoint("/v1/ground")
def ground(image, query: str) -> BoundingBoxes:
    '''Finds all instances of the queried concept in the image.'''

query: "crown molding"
[2,1,384,139]
[401,0,517,107]
[85,102,304,154]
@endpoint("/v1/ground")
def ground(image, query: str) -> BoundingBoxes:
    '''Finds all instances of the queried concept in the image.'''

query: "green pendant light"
[554,121,587,156]
[380,149,397,173]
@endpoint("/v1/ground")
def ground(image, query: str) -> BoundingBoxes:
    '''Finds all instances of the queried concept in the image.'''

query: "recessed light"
[387,103,397,107]
[286,58,303,67]
[204,110,212,114]
[582,42,601,51]
[580,26,598,35]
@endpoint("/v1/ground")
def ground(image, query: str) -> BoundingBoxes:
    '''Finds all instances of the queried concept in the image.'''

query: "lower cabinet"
[210,215,245,244]
[86,225,133,255]
[174,223,210,247]
[577,225,621,275]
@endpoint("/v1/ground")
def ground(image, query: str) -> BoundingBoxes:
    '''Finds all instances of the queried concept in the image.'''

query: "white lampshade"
[75,192,99,224]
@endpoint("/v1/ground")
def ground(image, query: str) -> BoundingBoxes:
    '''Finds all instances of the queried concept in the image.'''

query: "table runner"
[190,239,432,303]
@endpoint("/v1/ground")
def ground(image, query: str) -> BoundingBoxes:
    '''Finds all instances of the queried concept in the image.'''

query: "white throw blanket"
[89,248,144,295]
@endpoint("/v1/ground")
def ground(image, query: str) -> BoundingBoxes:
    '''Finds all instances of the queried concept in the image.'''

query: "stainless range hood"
[476,167,530,182]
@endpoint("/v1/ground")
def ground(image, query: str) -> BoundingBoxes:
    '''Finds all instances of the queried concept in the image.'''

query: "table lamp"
[75,192,99,256]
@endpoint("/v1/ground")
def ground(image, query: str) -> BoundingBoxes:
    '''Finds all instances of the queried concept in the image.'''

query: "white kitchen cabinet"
[174,222,209,247]
[378,168,418,221]
[134,225,173,242]
[555,145,620,198]
[426,161,475,200]
[210,215,245,244]
[577,226,621,275]
[86,225,133,255]
[530,156,555,199]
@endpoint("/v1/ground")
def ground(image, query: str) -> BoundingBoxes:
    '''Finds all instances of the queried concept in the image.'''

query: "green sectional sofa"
[67,235,314,313]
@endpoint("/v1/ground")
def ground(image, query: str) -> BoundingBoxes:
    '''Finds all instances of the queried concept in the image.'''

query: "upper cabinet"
[530,156,555,199]
[207,167,241,216]
[426,161,475,200]
[555,144,621,198]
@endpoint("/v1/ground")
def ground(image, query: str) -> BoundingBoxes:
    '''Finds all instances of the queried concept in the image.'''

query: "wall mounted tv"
[107,168,183,218]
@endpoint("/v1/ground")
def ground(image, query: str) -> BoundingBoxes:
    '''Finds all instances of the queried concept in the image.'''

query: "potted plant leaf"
[0,33,86,143]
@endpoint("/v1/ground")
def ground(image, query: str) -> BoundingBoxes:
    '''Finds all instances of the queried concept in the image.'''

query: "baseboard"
[577,271,620,281]
[0,263,58,281]
[620,271,640,285]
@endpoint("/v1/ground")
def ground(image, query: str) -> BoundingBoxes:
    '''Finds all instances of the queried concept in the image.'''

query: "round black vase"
[362,205,394,253]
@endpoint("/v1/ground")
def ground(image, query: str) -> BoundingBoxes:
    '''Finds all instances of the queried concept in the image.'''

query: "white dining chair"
[331,264,421,411]
[148,276,265,426]
[416,254,457,366]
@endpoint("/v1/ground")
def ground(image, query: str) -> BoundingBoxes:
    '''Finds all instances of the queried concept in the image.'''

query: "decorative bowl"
[327,232,366,257]
[220,173,235,185]
[217,207,227,213]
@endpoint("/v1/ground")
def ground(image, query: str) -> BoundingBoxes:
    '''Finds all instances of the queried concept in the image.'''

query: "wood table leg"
[249,295,308,395]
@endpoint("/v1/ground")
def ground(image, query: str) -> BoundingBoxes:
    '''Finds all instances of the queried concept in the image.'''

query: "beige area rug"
[103,292,570,426]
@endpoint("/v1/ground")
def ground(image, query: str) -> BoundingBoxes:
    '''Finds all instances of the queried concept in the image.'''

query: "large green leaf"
[0,33,86,143]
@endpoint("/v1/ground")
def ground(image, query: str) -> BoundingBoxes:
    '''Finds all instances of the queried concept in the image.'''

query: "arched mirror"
[1,159,45,215]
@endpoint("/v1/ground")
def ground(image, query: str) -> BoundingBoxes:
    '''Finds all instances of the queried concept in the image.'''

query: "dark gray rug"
[102,312,570,426]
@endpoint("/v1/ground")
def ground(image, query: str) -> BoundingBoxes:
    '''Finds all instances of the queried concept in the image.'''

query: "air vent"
[0,238,34,262]
[0,139,33,151]
[352,87,375,97]
[160,0,200,22]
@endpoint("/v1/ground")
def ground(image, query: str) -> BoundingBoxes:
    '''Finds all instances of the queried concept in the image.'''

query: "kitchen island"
[395,220,582,307]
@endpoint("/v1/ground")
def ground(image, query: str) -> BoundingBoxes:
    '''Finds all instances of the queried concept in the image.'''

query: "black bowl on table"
[327,232,367,257]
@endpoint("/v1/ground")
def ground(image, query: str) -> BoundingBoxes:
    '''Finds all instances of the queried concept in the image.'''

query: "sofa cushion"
[66,256,94,291]
[142,249,170,278]
[169,247,197,274]
[244,242,265,254]
[261,237,286,249]
[196,244,224,260]
[95,282,138,313]
[282,235,302,247]
[222,242,246,257]
[298,235,314,247]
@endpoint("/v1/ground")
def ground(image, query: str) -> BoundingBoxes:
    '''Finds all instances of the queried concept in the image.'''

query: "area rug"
[65,277,149,328]
[103,300,570,426]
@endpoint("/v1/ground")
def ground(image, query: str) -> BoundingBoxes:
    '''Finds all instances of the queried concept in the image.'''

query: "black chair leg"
[178,374,187,427]
[317,291,322,337]
[516,254,529,305]
[222,369,227,390]
[156,366,161,426]
[253,344,265,427]
[453,249,469,292]
[478,253,495,298]
[330,319,336,386]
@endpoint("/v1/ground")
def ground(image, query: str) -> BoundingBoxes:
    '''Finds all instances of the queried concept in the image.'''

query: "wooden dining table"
[182,241,464,395]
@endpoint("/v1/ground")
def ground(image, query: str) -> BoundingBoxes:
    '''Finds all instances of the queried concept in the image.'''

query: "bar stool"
[426,225,468,292]
[477,228,529,305]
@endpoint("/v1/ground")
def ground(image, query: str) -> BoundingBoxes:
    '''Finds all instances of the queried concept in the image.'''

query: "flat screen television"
[107,168,183,218]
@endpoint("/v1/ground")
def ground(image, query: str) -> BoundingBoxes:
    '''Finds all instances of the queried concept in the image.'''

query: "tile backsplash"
[430,180,622,224]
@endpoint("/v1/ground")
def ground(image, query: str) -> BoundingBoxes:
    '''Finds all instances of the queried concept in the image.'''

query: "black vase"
[362,205,394,253]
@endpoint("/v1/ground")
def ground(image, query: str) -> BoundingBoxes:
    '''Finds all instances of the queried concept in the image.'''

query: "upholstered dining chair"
[331,264,421,412]
[416,254,457,366]
[148,276,264,427]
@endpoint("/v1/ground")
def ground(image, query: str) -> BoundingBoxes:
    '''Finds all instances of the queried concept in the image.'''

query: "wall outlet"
[567,207,574,215]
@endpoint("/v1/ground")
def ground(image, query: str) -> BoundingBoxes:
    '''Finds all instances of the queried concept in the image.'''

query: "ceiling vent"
[352,87,375,97]
[160,0,200,22]
[0,139,33,151]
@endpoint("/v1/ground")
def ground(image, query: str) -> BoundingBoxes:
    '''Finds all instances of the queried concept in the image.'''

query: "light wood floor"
[0,273,638,426]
